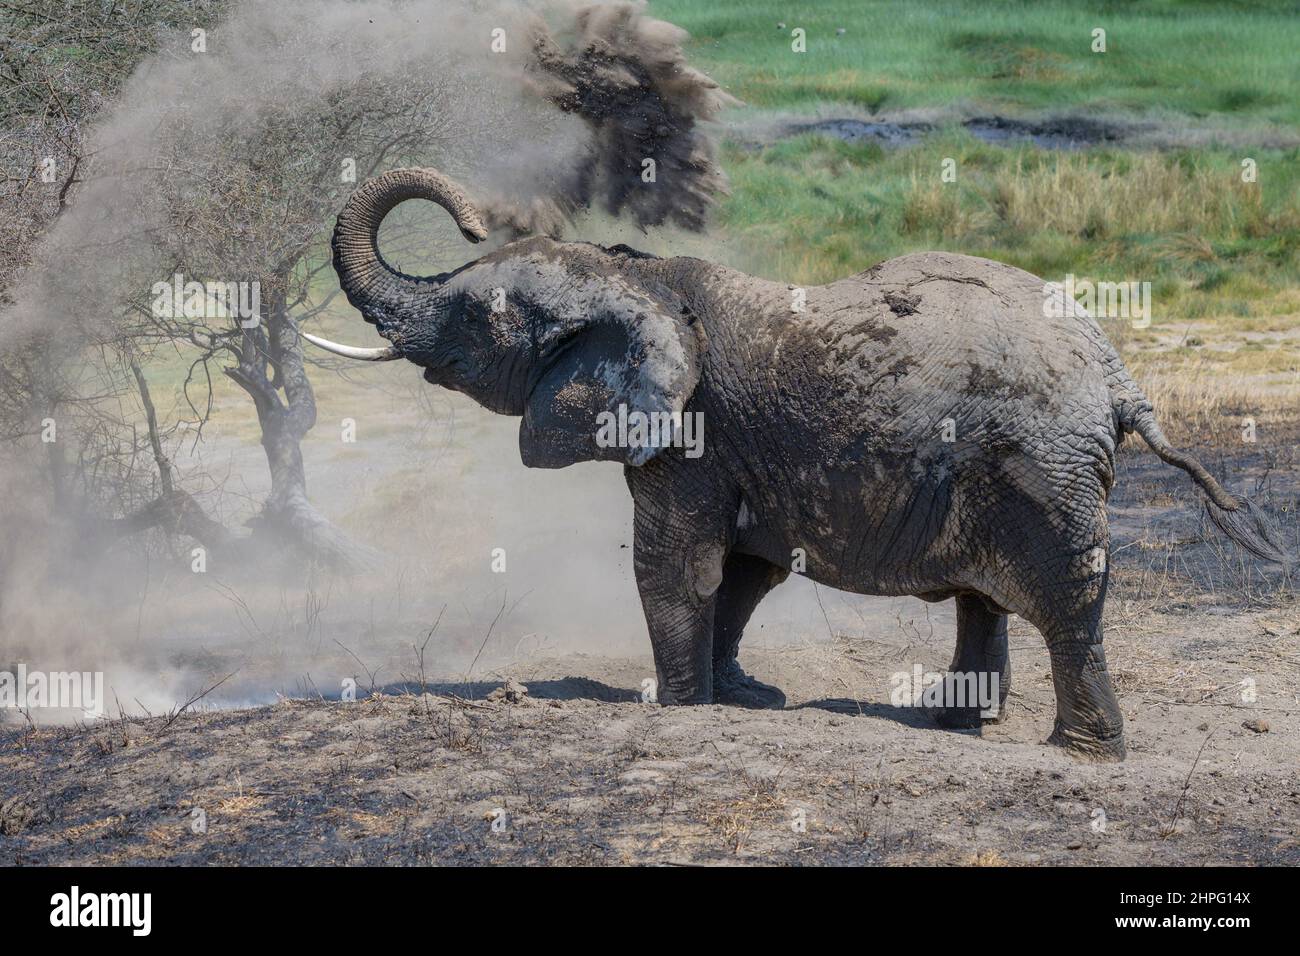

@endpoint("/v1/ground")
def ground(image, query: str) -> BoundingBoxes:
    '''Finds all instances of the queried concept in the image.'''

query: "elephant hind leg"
[929,592,1010,729]
[1022,575,1126,761]
[1042,624,1126,762]
[712,553,789,709]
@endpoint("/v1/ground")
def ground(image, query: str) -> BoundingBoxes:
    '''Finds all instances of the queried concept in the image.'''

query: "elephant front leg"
[931,593,1011,729]
[629,485,729,706]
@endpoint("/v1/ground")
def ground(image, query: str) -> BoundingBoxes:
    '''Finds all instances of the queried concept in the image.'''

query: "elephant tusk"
[301,331,401,362]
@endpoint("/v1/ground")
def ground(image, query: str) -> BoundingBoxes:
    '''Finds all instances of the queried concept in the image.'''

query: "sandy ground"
[2,595,1296,865]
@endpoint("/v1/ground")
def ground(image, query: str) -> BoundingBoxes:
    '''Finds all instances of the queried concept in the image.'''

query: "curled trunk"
[331,167,488,322]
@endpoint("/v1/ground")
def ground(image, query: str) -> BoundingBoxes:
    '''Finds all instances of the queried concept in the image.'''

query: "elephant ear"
[519,282,705,469]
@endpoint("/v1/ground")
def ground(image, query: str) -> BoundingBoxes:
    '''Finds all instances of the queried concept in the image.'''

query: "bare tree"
[0,1,231,578]
[0,1,515,573]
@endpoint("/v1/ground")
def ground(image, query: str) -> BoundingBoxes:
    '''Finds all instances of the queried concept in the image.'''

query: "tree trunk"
[93,354,242,561]
[225,271,373,572]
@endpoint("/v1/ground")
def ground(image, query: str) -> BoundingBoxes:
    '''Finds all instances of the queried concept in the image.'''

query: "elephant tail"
[1122,404,1291,567]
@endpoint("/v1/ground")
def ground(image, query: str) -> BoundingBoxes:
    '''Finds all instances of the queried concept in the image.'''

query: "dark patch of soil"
[1108,427,1299,604]
[783,115,1141,150]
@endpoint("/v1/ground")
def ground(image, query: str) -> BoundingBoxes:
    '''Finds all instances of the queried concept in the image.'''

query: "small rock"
[836,28,846,35]
[1197,722,1210,731]
[1066,840,1083,850]
[1242,718,1270,734]
[487,679,529,704]
[777,22,786,30]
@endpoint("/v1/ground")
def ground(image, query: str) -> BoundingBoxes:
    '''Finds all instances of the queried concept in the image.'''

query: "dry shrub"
[991,154,1284,240]
[900,172,996,239]
[901,152,1297,243]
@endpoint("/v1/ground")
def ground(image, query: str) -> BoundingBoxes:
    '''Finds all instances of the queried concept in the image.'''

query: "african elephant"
[306,167,1289,761]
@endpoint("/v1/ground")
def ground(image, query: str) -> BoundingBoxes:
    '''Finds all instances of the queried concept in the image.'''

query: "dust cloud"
[0,0,926,722]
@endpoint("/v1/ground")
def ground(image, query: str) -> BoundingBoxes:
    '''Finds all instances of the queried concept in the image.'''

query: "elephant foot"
[932,704,986,730]
[1047,721,1127,763]
[930,704,1006,729]
[714,658,785,709]
[926,672,1007,729]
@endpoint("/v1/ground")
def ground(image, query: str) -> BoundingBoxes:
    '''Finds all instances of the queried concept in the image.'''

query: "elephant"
[305,166,1290,762]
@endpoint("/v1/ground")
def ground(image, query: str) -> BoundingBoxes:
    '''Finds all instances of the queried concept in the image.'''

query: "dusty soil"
[0,607,1296,866]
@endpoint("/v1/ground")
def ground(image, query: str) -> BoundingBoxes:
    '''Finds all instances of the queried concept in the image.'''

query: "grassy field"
[650,0,1300,126]
[719,134,1300,298]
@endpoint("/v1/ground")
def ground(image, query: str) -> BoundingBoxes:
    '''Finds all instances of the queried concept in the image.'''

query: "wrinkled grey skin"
[318,168,1289,762]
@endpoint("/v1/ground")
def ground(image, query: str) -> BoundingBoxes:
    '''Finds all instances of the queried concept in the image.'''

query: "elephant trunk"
[330,167,489,327]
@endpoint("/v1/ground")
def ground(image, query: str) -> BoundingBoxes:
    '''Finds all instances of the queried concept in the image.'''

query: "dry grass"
[900,152,1298,243]
[1108,645,1209,698]
[62,815,125,841]
[1122,357,1299,447]
[700,743,790,853]
[996,155,1284,240]
[700,789,789,854]
[900,170,996,240]
[215,795,265,816]
[145,825,180,845]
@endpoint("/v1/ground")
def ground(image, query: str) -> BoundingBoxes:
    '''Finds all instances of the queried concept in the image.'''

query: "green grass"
[717,133,1300,292]
[649,0,1300,127]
